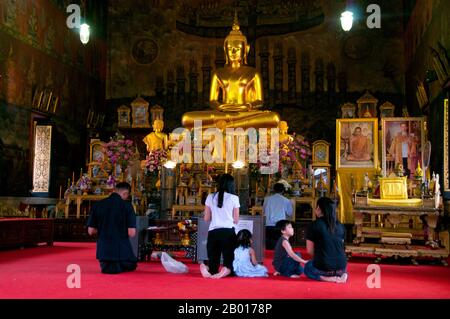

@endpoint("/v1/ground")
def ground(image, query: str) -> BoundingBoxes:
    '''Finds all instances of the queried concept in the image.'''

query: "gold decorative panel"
[32,125,52,193]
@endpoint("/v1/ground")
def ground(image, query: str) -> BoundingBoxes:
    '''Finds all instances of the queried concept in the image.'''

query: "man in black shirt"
[87,182,137,274]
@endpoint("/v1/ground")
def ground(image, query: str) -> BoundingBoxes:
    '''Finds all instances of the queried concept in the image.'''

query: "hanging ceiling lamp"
[80,23,90,44]
[340,11,354,31]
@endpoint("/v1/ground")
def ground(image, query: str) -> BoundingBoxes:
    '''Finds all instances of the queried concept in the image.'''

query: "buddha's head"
[224,12,249,66]
[215,120,227,131]
[153,119,164,132]
[279,121,288,134]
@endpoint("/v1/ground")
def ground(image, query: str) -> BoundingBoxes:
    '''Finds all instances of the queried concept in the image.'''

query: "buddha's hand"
[218,103,249,112]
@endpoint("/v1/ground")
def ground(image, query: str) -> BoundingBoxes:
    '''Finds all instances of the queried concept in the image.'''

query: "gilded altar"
[346,176,448,265]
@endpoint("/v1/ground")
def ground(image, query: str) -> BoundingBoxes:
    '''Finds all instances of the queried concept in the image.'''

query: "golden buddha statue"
[291,160,304,180]
[143,119,168,152]
[279,121,293,144]
[182,14,280,130]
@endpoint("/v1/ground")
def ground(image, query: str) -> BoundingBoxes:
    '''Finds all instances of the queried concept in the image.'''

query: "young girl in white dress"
[232,229,268,277]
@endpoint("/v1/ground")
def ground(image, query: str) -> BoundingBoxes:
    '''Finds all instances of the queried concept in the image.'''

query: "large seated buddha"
[182,15,280,130]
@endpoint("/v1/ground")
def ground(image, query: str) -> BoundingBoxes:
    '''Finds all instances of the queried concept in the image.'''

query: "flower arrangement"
[77,174,92,193]
[145,149,167,175]
[256,133,311,175]
[103,132,134,170]
[177,219,197,233]
[106,175,116,189]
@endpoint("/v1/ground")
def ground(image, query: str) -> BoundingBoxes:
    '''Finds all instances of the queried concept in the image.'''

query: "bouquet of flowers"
[106,175,116,189]
[145,149,167,175]
[280,134,311,166]
[177,219,197,233]
[103,132,134,170]
[77,174,92,193]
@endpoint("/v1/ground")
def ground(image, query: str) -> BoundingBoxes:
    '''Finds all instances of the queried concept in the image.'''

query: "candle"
[72,172,75,184]
[59,185,62,200]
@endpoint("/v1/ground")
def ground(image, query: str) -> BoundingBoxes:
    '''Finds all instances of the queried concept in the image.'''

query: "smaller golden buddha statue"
[143,119,168,152]
[279,121,293,144]
[414,162,423,180]
[395,163,404,177]
[291,160,304,180]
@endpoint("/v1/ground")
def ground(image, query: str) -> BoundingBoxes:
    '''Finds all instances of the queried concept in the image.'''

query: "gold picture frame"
[336,118,378,169]
[117,105,131,128]
[131,96,150,128]
[89,139,105,164]
[357,91,378,118]
[381,117,426,178]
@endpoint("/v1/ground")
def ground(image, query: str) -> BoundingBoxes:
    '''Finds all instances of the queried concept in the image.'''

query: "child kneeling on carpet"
[232,229,268,277]
[272,220,308,278]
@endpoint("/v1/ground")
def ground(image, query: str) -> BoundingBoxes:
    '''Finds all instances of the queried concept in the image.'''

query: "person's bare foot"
[200,263,211,278]
[273,271,280,276]
[290,274,300,278]
[336,273,348,283]
[211,267,231,279]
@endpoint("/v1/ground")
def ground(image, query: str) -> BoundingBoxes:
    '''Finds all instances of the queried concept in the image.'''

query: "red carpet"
[0,242,449,299]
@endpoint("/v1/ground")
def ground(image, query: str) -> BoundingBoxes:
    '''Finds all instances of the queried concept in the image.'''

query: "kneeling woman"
[200,174,240,279]
[305,197,348,283]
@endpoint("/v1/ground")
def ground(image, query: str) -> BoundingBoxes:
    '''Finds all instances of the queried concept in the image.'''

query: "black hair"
[275,219,292,233]
[215,174,235,208]
[273,183,285,193]
[115,182,131,192]
[236,229,252,248]
[317,197,337,233]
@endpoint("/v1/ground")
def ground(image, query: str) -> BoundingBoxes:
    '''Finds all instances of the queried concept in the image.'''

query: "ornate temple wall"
[0,0,107,196]
[105,0,407,161]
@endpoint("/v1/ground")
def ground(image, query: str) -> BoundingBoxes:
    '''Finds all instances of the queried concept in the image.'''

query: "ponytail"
[216,174,235,208]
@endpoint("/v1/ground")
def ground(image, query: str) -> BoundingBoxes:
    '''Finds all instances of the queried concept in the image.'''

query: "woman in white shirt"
[200,174,240,279]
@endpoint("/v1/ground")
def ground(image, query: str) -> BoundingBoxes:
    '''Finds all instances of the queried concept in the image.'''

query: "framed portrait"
[340,103,356,118]
[381,117,426,178]
[357,91,378,118]
[336,118,378,169]
[117,105,131,128]
[89,139,105,164]
[131,96,150,128]
[379,101,395,118]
